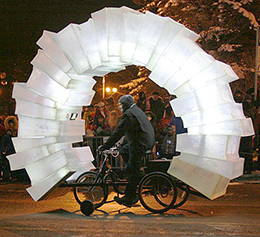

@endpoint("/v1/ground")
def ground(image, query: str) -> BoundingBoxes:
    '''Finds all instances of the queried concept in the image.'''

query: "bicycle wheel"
[73,171,108,208]
[138,172,177,214]
[173,182,190,208]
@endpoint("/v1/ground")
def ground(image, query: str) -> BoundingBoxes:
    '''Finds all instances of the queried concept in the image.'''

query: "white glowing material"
[91,8,109,62]
[146,19,184,70]
[133,11,168,65]
[181,103,245,127]
[15,99,57,120]
[149,36,203,86]
[64,89,95,106]
[26,166,73,201]
[107,7,123,56]
[27,67,69,104]
[18,115,60,137]
[12,83,55,108]
[121,12,143,63]
[175,153,244,179]
[8,7,254,201]
[11,137,56,152]
[170,80,235,116]
[54,24,91,74]
[188,118,254,136]
[8,146,49,170]
[75,19,102,69]
[175,61,239,96]
[59,120,85,136]
[179,51,215,79]
[31,50,71,87]
[176,134,240,160]
[168,157,230,200]
[37,30,72,73]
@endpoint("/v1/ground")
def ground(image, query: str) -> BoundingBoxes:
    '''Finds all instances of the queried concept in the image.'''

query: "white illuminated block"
[12,136,82,153]
[168,158,230,200]
[67,79,96,90]
[31,50,71,88]
[64,89,95,106]
[146,18,184,70]
[188,118,255,136]
[163,70,187,95]
[176,134,240,160]
[181,103,245,127]
[149,36,203,86]
[107,7,123,56]
[66,146,95,181]
[75,19,102,69]
[175,60,239,96]
[18,115,60,137]
[26,67,69,104]
[178,27,200,42]
[173,153,244,179]
[54,24,90,74]
[179,51,215,79]
[47,143,71,154]
[37,30,72,73]
[7,146,49,170]
[12,83,55,108]
[15,99,57,120]
[25,150,68,186]
[59,120,85,136]
[26,166,73,201]
[121,11,143,63]
[83,64,126,77]
[132,11,168,65]
[12,137,57,153]
[91,8,109,62]
[170,80,235,116]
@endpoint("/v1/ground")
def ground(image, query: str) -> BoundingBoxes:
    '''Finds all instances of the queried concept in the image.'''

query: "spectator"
[4,116,18,137]
[1,129,15,181]
[136,92,149,112]
[160,125,177,159]
[148,91,165,123]
[82,105,95,136]
[93,115,111,136]
[105,97,121,132]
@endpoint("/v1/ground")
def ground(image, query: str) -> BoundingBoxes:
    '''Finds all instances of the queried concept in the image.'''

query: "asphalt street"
[0,178,260,236]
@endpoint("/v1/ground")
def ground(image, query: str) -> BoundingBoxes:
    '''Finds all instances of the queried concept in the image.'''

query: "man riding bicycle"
[98,95,155,207]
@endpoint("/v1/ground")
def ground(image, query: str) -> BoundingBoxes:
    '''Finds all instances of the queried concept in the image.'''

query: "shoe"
[114,195,138,207]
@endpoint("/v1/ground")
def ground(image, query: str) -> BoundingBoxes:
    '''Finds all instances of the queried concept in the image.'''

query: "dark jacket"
[102,104,155,152]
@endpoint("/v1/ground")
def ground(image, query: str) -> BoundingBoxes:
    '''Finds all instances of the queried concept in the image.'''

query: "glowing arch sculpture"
[8,6,254,201]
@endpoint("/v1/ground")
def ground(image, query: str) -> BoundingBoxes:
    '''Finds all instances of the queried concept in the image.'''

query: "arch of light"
[7,7,254,201]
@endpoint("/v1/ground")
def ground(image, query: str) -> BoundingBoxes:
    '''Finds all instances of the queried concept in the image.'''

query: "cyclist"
[98,95,155,207]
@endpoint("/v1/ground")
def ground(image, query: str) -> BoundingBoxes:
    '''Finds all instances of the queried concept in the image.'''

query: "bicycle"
[72,147,190,215]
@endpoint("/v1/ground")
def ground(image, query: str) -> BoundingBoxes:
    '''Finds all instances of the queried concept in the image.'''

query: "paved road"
[0,181,260,236]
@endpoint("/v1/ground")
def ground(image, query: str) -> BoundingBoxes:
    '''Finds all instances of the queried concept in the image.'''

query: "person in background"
[160,125,177,159]
[147,91,165,123]
[98,95,155,207]
[93,115,111,137]
[136,91,149,112]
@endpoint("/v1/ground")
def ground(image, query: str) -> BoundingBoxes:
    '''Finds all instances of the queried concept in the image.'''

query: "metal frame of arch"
[8,6,254,201]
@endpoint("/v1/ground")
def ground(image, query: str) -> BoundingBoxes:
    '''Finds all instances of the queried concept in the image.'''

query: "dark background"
[0,0,139,75]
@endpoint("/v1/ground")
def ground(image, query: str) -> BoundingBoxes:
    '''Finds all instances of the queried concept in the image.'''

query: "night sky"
[0,0,139,75]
